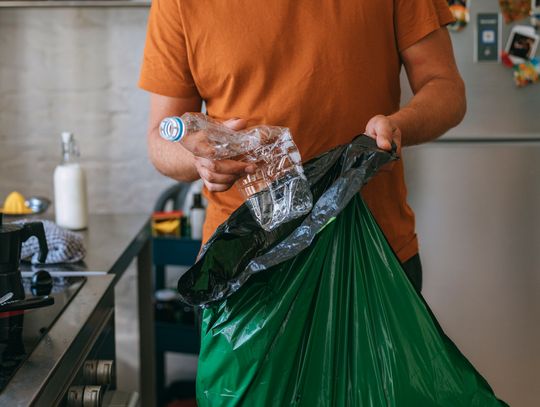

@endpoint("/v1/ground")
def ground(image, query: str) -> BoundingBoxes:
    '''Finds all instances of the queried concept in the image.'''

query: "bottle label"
[159,117,185,142]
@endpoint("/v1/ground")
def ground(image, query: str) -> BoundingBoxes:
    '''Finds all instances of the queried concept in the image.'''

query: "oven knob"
[84,359,114,385]
[83,385,104,407]
[96,360,114,385]
[83,360,98,384]
[67,385,85,407]
[31,270,52,296]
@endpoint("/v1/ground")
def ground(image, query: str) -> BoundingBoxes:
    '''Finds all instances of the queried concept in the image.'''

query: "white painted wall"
[0,8,174,214]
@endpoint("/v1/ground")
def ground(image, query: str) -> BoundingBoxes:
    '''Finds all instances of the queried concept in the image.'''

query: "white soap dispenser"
[53,131,88,230]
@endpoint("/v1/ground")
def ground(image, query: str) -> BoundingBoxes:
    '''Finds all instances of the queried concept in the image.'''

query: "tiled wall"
[0,7,173,214]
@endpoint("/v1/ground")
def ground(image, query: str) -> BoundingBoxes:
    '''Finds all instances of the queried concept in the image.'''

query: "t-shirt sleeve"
[138,0,200,98]
[394,0,456,53]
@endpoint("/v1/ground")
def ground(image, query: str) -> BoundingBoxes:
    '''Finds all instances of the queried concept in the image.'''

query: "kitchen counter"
[2,213,155,406]
[22,214,150,282]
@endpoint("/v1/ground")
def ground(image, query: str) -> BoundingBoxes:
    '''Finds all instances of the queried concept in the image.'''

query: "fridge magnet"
[505,25,539,64]
[477,13,501,62]
[500,52,539,86]
[448,0,470,31]
[501,50,515,67]
[513,58,540,86]
[499,0,531,23]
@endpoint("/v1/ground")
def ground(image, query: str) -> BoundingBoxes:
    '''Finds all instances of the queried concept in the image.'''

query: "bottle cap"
[61,131,74,144]
[160,117,185,142]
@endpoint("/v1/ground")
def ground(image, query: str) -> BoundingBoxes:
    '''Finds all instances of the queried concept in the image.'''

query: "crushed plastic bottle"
[159,113,313,231]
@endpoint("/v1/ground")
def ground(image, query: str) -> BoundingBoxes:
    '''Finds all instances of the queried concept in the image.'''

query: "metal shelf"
[0,0,150,8]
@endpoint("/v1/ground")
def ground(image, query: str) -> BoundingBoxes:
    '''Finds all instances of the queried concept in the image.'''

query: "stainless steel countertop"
[22,213,151,282]
[2,213,151,405]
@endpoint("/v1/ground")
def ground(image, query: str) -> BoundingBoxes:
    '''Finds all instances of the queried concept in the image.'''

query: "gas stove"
[0,274,85,392]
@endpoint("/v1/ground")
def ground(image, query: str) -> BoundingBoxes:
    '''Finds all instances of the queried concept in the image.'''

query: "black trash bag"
[178,135,397,306]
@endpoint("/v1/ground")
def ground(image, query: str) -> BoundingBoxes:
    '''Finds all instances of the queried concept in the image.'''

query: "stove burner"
[0,276,85,392]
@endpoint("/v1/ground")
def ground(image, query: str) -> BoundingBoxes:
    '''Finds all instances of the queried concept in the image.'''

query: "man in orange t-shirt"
[139,0,465,292]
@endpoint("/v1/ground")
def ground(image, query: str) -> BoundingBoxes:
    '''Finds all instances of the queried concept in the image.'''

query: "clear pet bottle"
[160,113,312,230]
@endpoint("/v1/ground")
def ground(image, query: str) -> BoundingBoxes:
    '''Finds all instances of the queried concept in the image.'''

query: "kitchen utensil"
[0,292,13,305]
[25,196,51,215]
[31,270,53,296]
[0,296,54,313]
[1,192,51,216]
[0,192,32,215]
[0,213,48,302]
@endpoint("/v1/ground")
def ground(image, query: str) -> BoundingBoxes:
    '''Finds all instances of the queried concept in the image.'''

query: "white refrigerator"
[401,2,540,406]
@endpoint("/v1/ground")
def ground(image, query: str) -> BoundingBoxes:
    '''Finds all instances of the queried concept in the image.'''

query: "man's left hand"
[365,115,402,153]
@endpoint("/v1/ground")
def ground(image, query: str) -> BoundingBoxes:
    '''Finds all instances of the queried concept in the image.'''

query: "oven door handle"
[0,295,54,313]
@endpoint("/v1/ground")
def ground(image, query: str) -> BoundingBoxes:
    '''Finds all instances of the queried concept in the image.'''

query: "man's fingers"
[222,118,248,131]
[365,115,397,151]
[196,157,256,175]
[190,140,216,158]
[195,156,257,192]
[193,117,255,192]
[198,166,239,184]
[203,180,234,193]
[185,118,246,156]
[373,122,393,150]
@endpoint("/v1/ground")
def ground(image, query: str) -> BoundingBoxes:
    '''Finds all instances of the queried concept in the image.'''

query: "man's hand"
[365,28,466,153]
[194,118,256,192]
[147,93,257,191]
[365,115,402,153]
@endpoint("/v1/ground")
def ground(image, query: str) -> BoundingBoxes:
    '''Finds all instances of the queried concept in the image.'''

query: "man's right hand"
[193,118,256,192]
[147,94,255,190]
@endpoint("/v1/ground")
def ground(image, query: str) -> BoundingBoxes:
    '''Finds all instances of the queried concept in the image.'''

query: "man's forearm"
[146,93,203,182]
[147,126,200,182]
[390,76,466,147]
[385,27,466,148]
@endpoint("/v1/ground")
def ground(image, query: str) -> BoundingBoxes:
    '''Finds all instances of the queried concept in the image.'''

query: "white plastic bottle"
[54,132,88,230]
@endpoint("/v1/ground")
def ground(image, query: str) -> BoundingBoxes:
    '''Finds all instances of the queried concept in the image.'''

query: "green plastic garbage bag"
[178,136,509,406]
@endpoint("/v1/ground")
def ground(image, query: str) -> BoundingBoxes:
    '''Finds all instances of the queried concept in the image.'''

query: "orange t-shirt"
[139,0,454,262]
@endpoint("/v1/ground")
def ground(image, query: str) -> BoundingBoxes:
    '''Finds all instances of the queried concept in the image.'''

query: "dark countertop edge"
[108,217,151,285]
